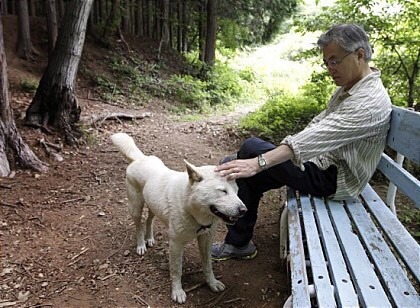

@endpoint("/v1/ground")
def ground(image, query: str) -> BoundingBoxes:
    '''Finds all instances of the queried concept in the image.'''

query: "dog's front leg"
[169,240,187,304]
[197,233,225,292]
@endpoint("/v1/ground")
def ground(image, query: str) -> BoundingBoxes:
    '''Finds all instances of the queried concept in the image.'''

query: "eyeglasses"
[321,50,355,70]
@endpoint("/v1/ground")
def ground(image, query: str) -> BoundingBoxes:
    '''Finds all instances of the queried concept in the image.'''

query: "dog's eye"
[218,188,228,194]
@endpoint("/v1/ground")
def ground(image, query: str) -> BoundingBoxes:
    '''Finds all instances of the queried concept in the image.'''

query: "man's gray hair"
[317,24,373,61]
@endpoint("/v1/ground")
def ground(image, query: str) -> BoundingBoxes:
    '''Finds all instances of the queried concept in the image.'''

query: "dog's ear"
[184,160,203,183]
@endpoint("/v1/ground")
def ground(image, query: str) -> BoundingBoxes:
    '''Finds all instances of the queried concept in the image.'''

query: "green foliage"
[167,74,211,112]
[19,79,38,92]
[240,92,322,143]
[217,0,300,47]
[240,72,335,143]
[239,71,330,143]
[166,55,261,114]
[398,207,420,242]
[294,0,419,108]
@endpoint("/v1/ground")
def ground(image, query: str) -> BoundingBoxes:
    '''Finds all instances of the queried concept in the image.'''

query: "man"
[212,23,392,261]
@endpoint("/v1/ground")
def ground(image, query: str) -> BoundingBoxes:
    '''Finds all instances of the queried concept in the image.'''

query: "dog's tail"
[110,133,145,162]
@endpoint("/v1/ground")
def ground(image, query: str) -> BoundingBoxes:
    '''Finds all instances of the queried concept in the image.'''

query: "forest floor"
[1,15,288,308]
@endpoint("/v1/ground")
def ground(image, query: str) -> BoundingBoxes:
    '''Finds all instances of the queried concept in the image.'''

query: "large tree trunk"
[45,0,58,60]
[0,2,47,176]
[25,0,94,145]
[204,0,216,66]
[16,0,38,60]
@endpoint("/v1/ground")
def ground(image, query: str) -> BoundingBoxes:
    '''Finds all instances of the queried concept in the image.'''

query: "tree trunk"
[16,0,38,60]
[198,0,205,62]
[204,0,216,66]
[56,0,64,19]
[2,0,7,14]
[28,0,36,16]
[25,0,94,145]
[121,0,130,33]
[135,0,144,36]
[0,3,47,176]
[177,0,182,52]
[181,0,189,52]
[157,0,169,59]
[102,0,120,41]
[45,0,58,60]
[147,0,153,38]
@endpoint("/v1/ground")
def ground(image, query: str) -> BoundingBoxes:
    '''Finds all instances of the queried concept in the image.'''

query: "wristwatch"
[257,154,268,170]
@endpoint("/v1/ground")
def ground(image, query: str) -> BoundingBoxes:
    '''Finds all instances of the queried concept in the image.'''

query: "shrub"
[20,79,38,92]
[240,93,323,143]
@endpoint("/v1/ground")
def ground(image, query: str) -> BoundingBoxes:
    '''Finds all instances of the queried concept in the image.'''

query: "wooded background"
[0,0,418,176]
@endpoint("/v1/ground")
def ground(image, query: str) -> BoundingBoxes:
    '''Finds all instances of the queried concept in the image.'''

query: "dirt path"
[0,99,288,308]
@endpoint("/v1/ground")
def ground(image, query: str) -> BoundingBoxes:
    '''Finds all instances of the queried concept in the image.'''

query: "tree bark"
[45,0,58,60]
[25,0,94,145]
[158,0,169,59]
[102,0,120,41]
[204,0,216,66]
[135,0,144,36]
[16,0,38,60]
[198,0,205,62]
[28,0,36,16]
[121,0,130,33]
[181,0,189,52]
[56,0,65,19]
[0,3,47,176]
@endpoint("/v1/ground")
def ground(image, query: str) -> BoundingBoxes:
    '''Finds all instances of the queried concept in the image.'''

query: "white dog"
[111,133,247,304]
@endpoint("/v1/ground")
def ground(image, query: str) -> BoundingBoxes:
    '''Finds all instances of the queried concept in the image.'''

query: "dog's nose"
[239,207,247,215]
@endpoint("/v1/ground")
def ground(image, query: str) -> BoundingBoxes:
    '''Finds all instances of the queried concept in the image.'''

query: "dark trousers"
[225,137,338,247]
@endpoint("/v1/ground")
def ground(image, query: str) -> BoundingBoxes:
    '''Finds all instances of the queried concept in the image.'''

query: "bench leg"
[279,205,288,265]
[283,295,293,308]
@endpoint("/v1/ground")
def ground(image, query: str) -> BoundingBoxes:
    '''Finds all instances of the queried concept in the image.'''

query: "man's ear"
[357,47,365,61]
[184,160,203,184]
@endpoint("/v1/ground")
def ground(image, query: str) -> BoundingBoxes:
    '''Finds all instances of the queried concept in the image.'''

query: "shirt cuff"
[280,135,305,171]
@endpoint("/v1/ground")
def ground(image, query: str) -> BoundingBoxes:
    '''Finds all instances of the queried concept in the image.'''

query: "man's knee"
[238,137,275,159]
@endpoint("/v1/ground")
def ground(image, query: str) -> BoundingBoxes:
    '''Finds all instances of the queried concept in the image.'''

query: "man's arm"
[215,144,294,180]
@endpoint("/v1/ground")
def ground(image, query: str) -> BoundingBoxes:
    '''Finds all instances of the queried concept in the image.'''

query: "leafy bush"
[239,71,333,143]
[19,79,38,92]
[240,93,323,142]
[167,59,259,113]
[167,75,211,112]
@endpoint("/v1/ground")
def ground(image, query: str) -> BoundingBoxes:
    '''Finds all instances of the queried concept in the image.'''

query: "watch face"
[258,155,267,168]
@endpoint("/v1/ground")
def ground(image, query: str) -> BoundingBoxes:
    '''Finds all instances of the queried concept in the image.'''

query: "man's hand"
[214,157,260,180]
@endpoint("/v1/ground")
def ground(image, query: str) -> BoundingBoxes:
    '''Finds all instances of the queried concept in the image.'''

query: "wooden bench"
[279,105,420,307]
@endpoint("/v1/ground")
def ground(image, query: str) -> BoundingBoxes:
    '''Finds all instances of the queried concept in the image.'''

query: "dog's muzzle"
[210,205,247,225]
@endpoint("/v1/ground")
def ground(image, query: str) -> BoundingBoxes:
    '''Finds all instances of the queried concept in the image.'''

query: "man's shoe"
[211,241,257,261]
[219,154,237,165]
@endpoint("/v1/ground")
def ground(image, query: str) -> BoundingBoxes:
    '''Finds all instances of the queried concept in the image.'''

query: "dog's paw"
[209,279,225,292]
[146,238,155,247]
[172,288,187,304]
[136,244,147,256]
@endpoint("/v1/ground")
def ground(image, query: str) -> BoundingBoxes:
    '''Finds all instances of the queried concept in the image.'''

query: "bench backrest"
[376,106,420,208]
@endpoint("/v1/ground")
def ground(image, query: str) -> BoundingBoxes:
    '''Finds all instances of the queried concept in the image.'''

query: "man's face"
[322,42,363,90]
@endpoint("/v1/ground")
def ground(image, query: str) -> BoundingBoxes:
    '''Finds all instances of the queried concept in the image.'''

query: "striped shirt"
[281,69,392,199]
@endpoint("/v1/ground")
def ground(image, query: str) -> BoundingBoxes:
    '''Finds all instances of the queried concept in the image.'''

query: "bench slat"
[387,106,420,164]
[327,200,391,307]
[287,190,311,307]
[312,197,359,307]
[361,184,420,282]
[300,195,335,307]
[377,153,420,207]
[346,198,420,307]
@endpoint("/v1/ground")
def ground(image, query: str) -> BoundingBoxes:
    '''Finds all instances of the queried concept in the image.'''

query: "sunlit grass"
[230,30,321,96]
